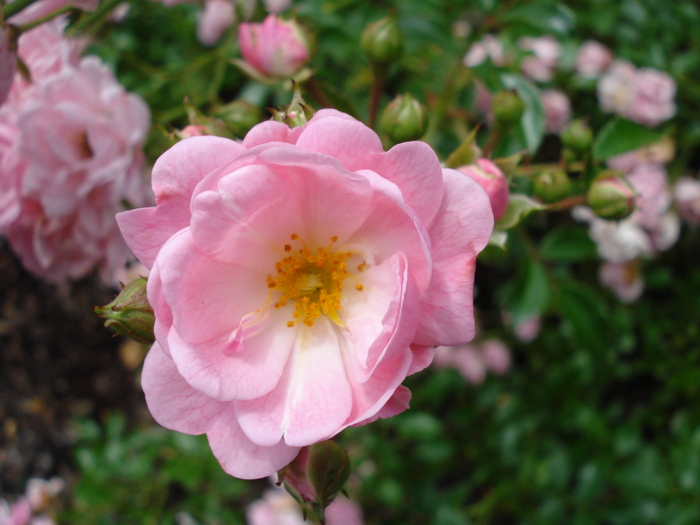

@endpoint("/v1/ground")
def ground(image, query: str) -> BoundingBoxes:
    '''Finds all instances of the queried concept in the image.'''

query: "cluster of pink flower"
[0,20,152,285]
[573,141,679,302]
[0,477,63,525]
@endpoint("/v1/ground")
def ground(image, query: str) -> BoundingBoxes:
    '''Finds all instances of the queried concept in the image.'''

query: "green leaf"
[592,118,667,160]
[445,126,481,169]
[495,194,546,230]
[504,257,550,324]
[501,74,546,153]
[555,281,609,351]
[539,225,598,263]
[499,3,576,36]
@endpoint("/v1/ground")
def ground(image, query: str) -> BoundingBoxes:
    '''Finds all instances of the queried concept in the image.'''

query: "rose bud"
[278,440,351,519]
[94,277,155,344]
[379,93,428,144]
[360,15,403,67]
[561,119,593,152]
[587,170,637,220]
[238,15,310,80]
[458,158,509,221]
[533,168,572,203]
[491,89,525,126]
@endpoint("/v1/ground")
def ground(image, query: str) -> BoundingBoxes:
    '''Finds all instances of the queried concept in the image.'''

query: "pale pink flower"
[473,80,494,124]
[607,138,675,172]
[0,25,16,108]
[519,36,560,82]
[597,59,636,115]
[480,339,511,375]
[513,315,541,343]
[627,68,676,127]
[599,261,644,303]
[463,35,504,68]
[0,56,151,284]
[263,0,292,13]
[540,89,571,134]
[674,177,700,225]
[118,109,493,479]
[575,40,613,79]
[247,488,363,525]
[197,0,236,46]
[457,158,509,221]
[238,15,309,79]
[626,165,672,231]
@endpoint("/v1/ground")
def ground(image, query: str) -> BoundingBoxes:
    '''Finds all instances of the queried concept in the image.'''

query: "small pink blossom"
[457,158,509,221]
[575,40,613,79]
[480,339,511,375]
[434,339,510,384]
[519,36,560,82]
[513,315,541,343]
[463,35,504,68]
[627,68,676,127]
[263,0,292,13]
[238,15,310,79]
[599,261,644,303]
[247,488,363,525]
[0,54,151,284]
[597,59,636,115]
[197,0,236,46]
[0,25,16,108]
[118,109,493,479]
[473,80,494,123]
[674,177,700,225]
[540,89,571,134]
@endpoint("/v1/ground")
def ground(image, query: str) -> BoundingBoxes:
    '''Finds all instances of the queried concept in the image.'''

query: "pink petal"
[234,317,353,447]
[141,342,226,434]
[207,405,300,480]
[147,259,173,357]
[414,168,493,346]
[407,345,435,375]
[242,121,295,148]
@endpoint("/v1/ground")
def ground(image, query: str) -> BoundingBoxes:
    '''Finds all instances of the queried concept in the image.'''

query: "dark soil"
[0,240,146,497]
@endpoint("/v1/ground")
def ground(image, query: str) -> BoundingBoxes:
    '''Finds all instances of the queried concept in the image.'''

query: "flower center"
[267,234,364,328]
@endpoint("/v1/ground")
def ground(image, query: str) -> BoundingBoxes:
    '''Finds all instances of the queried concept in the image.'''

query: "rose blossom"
[599,261,644,303]
[238,15,309,80]
[674,177,700,225]
[0,52,151,283]
[118,109,493,479]
[626,68,676,127]
[575,40,613,79]
[248,488,363,525]
[597,59,636,115]
[518,35,560,82]
[197,0,236,46]
[463,35,504,68]
[607,138,674,172]
[457,158,509,221]
[540,89,571,134]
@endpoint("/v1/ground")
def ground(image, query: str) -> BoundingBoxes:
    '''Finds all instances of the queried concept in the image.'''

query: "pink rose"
[540,89,571,134]
[0,56,151,283]
[118,109,493,479]
[575,40,613,79]
[197,0,236,46]
[597,59,636,115]
[457,158,509,221]
[599,261,643,303]
[463,35,504,68]
[518,36,560,82]
[238,15,309,79]
[627,68,676,127]
[674,177,700,225]
[0,25,16,108]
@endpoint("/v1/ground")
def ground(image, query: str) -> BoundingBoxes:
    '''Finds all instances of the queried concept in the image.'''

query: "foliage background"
[3,0,700,523]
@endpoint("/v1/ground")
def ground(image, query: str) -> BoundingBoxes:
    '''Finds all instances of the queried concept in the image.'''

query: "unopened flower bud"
[533,168,572,203]
[278,440,350,519]
[587,170,636,220]
[380,93,427,144]
[491,90,525,125]
[361,15,403,67]
[214,99,261,137]
[458,158,509,221]
[561,119,593,152]
[94,277,155,344]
